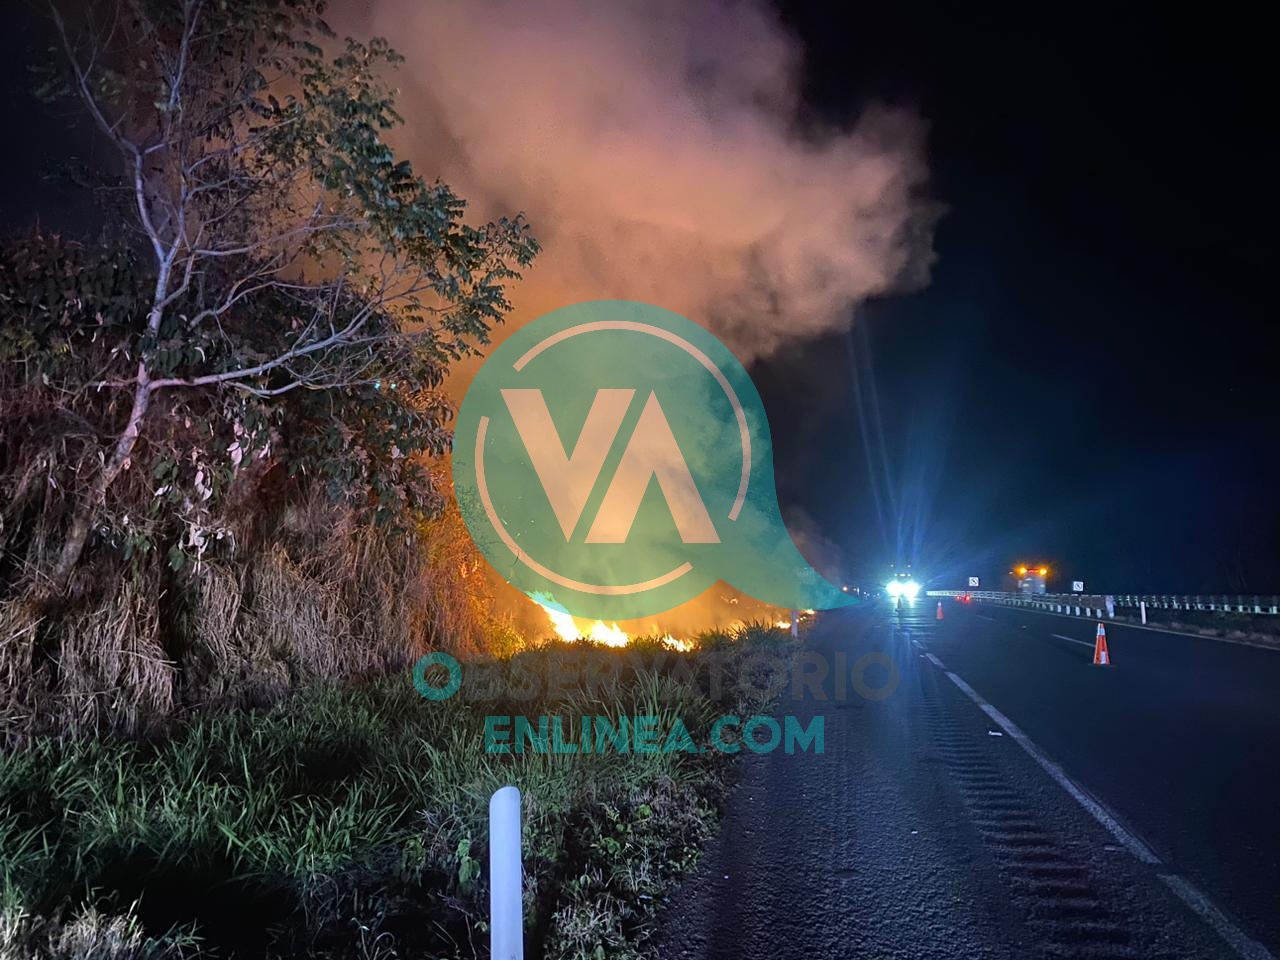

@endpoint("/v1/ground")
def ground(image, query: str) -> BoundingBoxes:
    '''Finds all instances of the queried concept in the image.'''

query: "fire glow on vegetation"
[529,593,807,653]
[774,609,813,629]
[533,593,691,650]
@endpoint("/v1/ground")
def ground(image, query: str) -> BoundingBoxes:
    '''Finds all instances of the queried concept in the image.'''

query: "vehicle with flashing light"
[884,564,921,601]
[1008,563,1051,596]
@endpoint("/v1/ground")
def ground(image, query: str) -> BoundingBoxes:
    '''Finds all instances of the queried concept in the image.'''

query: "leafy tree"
[24,0,537,586]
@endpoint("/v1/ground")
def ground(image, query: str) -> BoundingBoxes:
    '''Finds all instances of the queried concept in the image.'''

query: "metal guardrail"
[928,591,1116,618]
[927,590,1280,616]
[1111,594,1279,615]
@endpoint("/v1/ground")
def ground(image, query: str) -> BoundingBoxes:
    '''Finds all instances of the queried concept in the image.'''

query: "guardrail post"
[490,785,524,960]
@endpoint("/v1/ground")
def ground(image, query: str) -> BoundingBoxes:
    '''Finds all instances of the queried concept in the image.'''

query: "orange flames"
[539,602,629,647]
[517,586,798,655]
[532,594,689,650]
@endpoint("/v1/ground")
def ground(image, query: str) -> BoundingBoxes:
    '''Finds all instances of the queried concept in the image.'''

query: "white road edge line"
[941,667,1159,864]
[1051,632,1095,649]
[926,652,1275,960]
[1160,875,1276,960]
[977,614,997,622]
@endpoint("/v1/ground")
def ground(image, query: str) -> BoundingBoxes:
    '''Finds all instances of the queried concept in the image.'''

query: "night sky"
[759,5,1278,593]
[3,4,1275,595]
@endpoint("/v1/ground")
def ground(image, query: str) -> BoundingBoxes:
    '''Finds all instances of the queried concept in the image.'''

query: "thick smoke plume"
[341,0,935,361]
[334,0,934,636]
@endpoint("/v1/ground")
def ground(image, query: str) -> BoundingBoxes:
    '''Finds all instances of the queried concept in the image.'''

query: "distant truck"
[1007,564,1049,596]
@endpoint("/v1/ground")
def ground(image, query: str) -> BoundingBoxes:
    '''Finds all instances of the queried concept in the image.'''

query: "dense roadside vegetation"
[1,0,535,737]
[0,626,791,959]
[0,5,792,957]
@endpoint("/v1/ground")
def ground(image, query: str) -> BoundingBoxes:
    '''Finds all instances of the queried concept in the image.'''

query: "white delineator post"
[790,609,799,639]
[1140,600,1147,625]
[489,785,524,960]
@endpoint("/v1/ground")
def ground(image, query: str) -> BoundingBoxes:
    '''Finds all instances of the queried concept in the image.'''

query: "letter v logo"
[502,388,720,544]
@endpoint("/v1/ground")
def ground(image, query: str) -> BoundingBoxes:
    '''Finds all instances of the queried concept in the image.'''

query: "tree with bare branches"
[21,0,537,588]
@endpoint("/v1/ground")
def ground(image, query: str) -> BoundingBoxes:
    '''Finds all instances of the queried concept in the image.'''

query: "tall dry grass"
[1,235,517,739]
[0,491,512,741]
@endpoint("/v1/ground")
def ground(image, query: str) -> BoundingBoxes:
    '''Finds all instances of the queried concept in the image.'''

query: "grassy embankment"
[1109,607,1280,648]
[0,625,791,960]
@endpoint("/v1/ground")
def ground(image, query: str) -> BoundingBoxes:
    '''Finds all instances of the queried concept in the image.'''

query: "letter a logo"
[501,388,719,544]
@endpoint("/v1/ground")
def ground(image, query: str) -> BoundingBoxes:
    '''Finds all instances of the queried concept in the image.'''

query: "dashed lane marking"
[1051,633,1095,649]
[967,603,1280,652]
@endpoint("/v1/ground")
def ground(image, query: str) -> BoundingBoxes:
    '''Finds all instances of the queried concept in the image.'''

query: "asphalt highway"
[656,600,1279,959]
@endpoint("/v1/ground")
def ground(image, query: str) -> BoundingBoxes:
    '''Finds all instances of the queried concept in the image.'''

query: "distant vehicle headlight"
[885,580,904,597]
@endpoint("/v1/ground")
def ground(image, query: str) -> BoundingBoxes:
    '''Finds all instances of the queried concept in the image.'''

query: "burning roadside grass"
[0,623,797,960]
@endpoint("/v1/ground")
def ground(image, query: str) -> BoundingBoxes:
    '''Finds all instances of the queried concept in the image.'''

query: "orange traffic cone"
[936,601,945,620]
[1092,623,1110,666]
